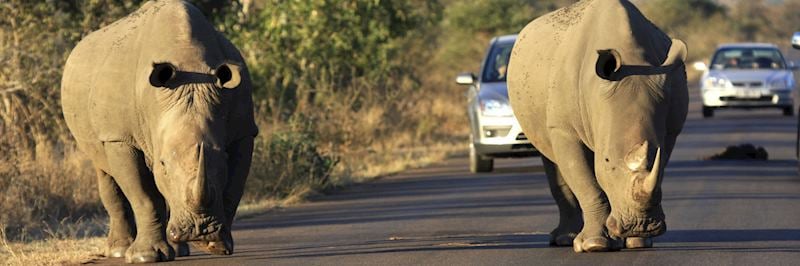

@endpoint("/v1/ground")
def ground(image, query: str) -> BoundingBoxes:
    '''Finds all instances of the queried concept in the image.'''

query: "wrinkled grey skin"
[61,0,257,263]
[507,0,688,252]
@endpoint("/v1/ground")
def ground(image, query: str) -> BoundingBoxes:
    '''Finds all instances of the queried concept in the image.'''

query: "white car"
[695,43,797,118]
[792,32,800,49]
[456,35,538,173]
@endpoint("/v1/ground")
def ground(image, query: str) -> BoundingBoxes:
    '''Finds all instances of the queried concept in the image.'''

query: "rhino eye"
[150,63,176,88]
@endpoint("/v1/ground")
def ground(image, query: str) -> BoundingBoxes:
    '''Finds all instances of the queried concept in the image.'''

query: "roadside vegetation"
[636,0,800,79]
[2,0,800,264]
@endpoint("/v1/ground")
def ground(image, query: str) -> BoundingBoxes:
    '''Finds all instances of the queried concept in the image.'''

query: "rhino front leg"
[195,136,254,255]
[104,142,174,263]
[549,131,617,253]
[96,168,135,258]
[542,157,582,246]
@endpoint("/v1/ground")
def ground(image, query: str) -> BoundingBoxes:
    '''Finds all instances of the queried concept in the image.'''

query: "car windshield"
[482,42,514,82]
[711,47,786,70]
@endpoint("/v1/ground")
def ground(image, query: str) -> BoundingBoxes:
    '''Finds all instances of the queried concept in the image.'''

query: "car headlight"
[769,79,788,90]
[703,76,731,89]
[480,99,514,117]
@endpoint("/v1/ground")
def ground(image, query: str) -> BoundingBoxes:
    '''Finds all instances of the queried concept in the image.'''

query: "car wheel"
[469,143,494,173]
[702,106,714,118]
[783,107,794,117]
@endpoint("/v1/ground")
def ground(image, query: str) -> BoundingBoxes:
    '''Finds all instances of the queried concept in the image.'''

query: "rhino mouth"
[168,213,224,243]
[606,211,666,238]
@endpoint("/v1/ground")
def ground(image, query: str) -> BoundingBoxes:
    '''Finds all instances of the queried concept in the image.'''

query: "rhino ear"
[215,63,242,89]
[150,63,176,88]
[596,49,622,80]
[661,39,688,67]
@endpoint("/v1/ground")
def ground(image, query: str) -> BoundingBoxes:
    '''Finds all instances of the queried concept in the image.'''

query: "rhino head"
[136,1,250,251]
[151,60,240,243]
[590,39,688,239]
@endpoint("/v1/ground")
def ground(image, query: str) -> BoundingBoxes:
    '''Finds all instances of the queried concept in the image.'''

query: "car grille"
[719,96,772,102]
[512,143,534,150]
[731,81,764,88]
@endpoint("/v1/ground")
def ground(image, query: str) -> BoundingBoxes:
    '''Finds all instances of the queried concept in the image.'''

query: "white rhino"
[507,0,688,252]
[61,0,257,263]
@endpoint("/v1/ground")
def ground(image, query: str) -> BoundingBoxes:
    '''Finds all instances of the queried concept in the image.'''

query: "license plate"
[736,89,760,99]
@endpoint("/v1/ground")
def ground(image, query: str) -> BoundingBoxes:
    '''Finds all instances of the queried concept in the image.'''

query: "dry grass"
[1,238,104,266]
[0,227,104,266]
[0,144,101,241]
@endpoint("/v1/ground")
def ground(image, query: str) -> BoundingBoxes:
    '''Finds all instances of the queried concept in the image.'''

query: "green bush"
[218,0,442,118]
[639,0,800,62]
[245,116,338,201]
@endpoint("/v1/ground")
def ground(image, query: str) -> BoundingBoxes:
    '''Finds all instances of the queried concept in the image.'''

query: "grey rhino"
[507,0,688,252]
[61,0,257,263]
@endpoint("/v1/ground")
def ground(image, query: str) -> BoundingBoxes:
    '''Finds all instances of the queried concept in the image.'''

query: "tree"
[220,0,443,120]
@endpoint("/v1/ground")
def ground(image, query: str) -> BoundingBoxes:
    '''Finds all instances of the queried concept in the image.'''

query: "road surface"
[104,85,800,265]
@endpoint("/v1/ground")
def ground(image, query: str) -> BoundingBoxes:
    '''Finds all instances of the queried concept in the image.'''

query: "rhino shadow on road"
[657,229,800,244]
[681,118,796,135]
[664,160,797,180]
[174,233,555,261]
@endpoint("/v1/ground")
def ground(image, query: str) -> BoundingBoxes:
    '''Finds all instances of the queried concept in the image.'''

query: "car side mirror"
[456,73,476,85]
[692,61,708,71]
[792,32,800,49]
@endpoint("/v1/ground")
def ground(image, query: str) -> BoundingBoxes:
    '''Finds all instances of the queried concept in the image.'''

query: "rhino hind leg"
[96,168,135,258]
[103,143,175,263]
[542,157,582,246]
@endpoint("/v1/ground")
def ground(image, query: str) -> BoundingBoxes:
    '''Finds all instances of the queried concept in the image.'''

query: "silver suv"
[456,35,537,173]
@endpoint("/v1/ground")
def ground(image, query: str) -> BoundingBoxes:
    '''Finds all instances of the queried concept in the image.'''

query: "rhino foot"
[573,234,623,253]
[625,237,653,249]
[107,245,128,258]
[573,236,607,252]
[124,239,175,263]
[105,230,133,258]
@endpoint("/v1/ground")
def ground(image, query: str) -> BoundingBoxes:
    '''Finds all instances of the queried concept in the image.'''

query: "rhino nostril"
[606,216,623,236]
[169,228,181,241]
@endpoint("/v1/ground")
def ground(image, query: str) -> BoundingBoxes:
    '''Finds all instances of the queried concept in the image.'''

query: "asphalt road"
[101,85,800,265]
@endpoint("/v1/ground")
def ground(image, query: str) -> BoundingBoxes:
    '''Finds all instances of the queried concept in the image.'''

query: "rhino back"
[508,0,595,158]
[508,0,672,158]
[62,1,165,166]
